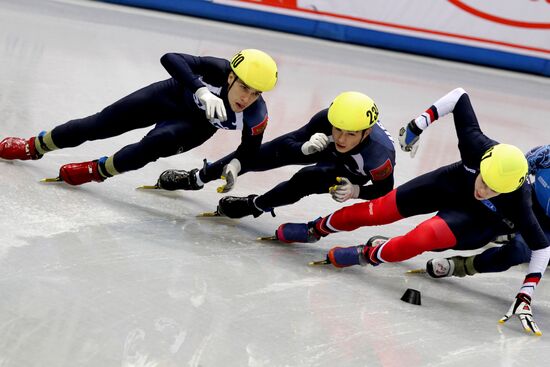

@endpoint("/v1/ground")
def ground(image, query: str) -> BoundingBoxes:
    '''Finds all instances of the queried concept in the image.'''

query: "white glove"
[195,86,227,122]
[398,120,422,158]
[301,133,329,155]
[499,293,542,336]
[217,158,241,193]
[329,177,360,202]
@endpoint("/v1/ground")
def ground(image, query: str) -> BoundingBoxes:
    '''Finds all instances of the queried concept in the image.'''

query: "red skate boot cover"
[0,137,40,160]
[59,160,105,185]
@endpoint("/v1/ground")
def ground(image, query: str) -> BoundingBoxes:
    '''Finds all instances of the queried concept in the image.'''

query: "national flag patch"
[251,116,268,136]
[369,159,393,181]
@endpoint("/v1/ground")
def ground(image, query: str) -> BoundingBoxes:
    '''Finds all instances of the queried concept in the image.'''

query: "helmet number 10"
[231,53,245,68]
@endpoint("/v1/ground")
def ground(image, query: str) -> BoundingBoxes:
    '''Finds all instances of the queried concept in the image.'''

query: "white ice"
[1,0,550,366]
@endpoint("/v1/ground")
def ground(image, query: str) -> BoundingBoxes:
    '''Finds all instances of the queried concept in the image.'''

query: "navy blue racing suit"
[47,53,268,173]
[200,108,396,210]
[469,146,550,273]
[313,89,549,298]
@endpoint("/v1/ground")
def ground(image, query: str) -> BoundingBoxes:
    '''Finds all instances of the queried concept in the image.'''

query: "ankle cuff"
[97,156,112,178]
[35,131,58,155]
[194,170,205,187]
[465,256,477,276]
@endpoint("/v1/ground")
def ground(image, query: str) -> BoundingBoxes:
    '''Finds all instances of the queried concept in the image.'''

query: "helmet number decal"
[481,146,494,161]
[366,103,379,126]
[231,53,245,68]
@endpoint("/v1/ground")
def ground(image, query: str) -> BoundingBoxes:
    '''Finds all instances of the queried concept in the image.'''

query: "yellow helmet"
[480,144,528,193]
[328,91,379,131]
[230,49,278,92]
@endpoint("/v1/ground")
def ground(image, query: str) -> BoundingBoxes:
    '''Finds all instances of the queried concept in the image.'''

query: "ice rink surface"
[1,0,550,366]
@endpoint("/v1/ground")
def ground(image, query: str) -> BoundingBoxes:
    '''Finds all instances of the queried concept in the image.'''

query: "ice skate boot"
[275,218,323,243]
[0,136,42,160]
[325,244,379,268]
[327,245,368,268]
[366,235,389,247]
[426,258,455,278]
[58,159,106,186]
[217,194,263,218]
[426,255,477,278]
[156,168,203,191]
[325,236,388,268]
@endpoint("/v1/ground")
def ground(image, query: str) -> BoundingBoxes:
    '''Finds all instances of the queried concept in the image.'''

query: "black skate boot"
[217,194,263,218]
[156,168,203,191]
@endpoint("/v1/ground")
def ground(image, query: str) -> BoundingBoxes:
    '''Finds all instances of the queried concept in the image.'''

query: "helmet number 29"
[366,104,379,126]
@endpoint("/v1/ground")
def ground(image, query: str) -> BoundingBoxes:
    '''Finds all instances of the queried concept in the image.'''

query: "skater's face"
[474,174,500,200]
[332,127,370,153]
[227,73,262,113]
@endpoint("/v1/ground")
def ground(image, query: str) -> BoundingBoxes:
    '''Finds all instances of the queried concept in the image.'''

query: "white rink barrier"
[100,0,550,76]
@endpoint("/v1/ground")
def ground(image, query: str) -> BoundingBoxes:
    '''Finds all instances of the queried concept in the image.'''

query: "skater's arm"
[400,88,496,164]
[526,145,550,174]
[516,192,549,253]
[234,101,269,167]
[499,243,550,336]
[160,53,227,91]
[358,174,394,200]
[280,109,332,156]
[357,144,395,200]
[233,130,264,168]
[512,192,550,299]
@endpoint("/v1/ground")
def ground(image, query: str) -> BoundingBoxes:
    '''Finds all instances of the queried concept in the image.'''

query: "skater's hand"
[195,87,227,122]
[301,133,329,155]
[398,120,422,158]
[499,293,542,336]
[217,159,241,193]
[329,177,360,202]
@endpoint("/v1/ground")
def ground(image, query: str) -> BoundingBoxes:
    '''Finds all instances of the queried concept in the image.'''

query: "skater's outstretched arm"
[399,88,497,163]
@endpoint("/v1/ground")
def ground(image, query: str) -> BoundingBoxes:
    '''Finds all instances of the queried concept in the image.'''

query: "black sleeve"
[233,130,264,168]
[514,189,550,251]
[452,93,497,167]
[358,174,394,200]
[160,53,228,92]
[277,109,331,155]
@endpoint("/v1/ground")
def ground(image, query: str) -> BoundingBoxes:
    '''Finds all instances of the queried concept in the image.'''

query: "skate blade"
[256,235,278,241]
[136,185,160,190]
[40,177,62,183]
[196,211,223,217]
[308,259,331,266]
[406,268,427,274]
